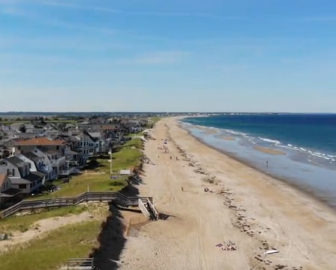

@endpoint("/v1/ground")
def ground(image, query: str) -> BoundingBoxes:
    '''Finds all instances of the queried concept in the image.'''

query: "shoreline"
[179,120,336,211]
[120,117,336,270]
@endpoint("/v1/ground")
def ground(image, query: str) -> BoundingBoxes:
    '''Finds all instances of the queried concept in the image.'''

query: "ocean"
[182,114,336,208]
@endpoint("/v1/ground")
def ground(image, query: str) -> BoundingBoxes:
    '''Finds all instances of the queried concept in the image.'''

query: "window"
[19,184,26,189]
[12,169,15,176]
[7,169,10,176]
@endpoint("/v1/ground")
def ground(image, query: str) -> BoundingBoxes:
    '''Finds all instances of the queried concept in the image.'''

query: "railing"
[64,258,94,270]
[0,192,153,219]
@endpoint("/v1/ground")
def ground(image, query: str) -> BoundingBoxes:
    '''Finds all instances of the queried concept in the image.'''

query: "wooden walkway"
[0,192,153,219]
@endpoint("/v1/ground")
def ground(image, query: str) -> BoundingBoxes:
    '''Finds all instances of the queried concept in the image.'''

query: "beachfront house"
[0,157,45,194]
[22,149,56,181]
[71,131,97,161]
[0,173,14,208]
[14,137,66,154]
[14,137,67,180]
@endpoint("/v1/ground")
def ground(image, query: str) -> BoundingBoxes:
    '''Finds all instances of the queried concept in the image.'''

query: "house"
[88,132,107,154]
[18,153,38,172]
[14,137,66,155]
[62,147,81,176]
[22,149,56,180]
[71,131,97,164]
[0,145,11,159]
[0,173,18,208]
[0,157,45,194]
[14,137,67,179]
[0,173,21,208]
[42,149,66,177]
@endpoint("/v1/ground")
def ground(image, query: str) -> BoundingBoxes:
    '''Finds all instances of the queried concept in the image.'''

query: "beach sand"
[119,118,336,270]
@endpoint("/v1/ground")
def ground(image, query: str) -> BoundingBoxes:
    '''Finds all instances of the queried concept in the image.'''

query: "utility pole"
[109,148,113,177]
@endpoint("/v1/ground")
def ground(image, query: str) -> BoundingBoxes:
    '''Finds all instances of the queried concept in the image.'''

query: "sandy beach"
[119,117,336,270]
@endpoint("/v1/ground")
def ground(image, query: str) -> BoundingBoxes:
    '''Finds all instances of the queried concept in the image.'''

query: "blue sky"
[0,0,335,112]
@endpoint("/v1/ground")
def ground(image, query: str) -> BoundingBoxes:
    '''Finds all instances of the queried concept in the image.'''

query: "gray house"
[0,156,45,194]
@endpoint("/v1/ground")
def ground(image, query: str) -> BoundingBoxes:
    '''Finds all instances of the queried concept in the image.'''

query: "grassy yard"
[27,137,143,200]
[0,205,88,233]
[0,220,102,270]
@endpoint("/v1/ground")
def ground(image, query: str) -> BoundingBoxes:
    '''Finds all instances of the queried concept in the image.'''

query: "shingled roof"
[24,171,45,182]
[15,137,65,146]
[6,156,26,168]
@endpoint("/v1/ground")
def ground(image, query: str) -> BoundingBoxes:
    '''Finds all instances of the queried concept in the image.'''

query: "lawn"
[27,137,143,200]
[0,220,102,270]
[0,205,88,233]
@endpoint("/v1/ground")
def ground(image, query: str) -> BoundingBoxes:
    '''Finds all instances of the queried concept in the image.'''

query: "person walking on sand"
[266,160,269,168]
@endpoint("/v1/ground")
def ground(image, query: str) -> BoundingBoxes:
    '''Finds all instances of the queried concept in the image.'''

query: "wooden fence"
[0,192,152,219]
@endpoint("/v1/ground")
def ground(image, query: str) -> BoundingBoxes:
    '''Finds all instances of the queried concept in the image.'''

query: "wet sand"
[119,117,336,270]
[218,135,235,141]
[254,145,285,155]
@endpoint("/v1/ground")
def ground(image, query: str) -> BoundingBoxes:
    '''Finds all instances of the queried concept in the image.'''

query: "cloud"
[0,5,117,35]
[117,51,189,65]
[0,0,244,21]
[33,0,122,14]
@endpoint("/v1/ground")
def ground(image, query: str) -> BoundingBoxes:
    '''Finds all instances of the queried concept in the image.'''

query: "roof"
[22,152,40,161]
[15,137,65,146]
[24,171,45,182]
[9,178,30,184]
[0,173,8,187]
[83,131,98,142]
[88,132,102,139]
[101,125,117,131]
[0,188,21,197]
[6,156,26,168]
[66,149,79,155]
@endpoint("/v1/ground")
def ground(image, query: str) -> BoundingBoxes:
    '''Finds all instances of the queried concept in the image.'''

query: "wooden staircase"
[138,198,159,220]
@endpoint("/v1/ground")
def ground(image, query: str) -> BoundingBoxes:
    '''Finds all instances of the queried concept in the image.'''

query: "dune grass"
[112,138,143,172]
[0,205,88,233]
[0,220,102,270]
[150,116,161,127]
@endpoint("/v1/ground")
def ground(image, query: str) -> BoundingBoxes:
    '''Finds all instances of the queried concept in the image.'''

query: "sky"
[0,0,335,112]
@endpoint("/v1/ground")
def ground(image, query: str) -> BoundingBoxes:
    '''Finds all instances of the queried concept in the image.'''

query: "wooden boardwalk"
[0,192,153,219]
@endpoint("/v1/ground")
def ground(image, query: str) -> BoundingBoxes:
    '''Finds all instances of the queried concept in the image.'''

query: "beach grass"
[0,220,101,270]
[150,116,161,127]
[0,205,88,233]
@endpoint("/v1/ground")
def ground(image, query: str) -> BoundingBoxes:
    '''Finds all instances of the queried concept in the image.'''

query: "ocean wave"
[258,137,281,145]
[185,122,336,165]
[253,136,335,164]
[223,129,247,137]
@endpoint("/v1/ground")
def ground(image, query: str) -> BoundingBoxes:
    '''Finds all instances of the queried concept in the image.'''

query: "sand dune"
[119,118,336,270]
